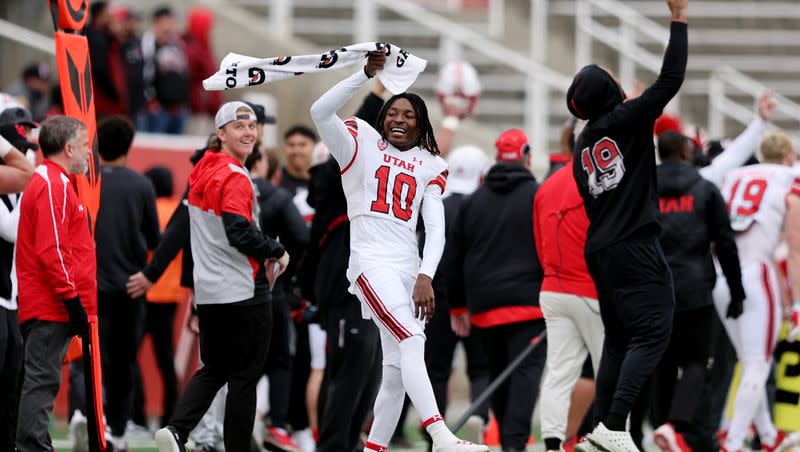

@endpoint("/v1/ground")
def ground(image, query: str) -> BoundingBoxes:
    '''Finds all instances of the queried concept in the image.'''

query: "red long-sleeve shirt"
[534,162,598,300]
[16,160,97,324]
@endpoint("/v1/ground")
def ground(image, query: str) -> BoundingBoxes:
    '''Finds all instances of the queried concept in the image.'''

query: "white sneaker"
[155,427,183,452]
[574,436,603,452]
[125,421,153,442]
[432,437,490,452]
[108,434,129,452]
[462,416,486,445]
[69,410,89,452]
[291,428,316,452]
[584,423,640,452]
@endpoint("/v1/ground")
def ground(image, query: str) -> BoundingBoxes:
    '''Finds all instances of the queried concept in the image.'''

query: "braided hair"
[375,92,440,156]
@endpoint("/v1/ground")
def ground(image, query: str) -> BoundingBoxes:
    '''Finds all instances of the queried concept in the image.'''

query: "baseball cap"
[244,102,276,125]
[654,113,683,137]
[446,145,489,195]
[0,107,37,128]
[21,62,50,81]
[214,101,256,129]
[495,129,530,162]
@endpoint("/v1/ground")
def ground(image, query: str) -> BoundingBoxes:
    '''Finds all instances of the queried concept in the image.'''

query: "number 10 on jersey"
[370,165,417,221]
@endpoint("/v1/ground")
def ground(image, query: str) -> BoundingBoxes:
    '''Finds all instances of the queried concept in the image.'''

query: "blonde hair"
[760,130,794,164]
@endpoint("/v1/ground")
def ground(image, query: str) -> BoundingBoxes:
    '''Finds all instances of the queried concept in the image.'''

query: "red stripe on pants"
[760,263,776,360]
[356,275,411,341]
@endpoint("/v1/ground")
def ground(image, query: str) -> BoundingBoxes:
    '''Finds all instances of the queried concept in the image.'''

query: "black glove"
[726,296,744,319]
[62,296,89,337]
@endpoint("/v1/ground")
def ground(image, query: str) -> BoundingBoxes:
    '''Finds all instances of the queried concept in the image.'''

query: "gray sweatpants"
[16,320,72,452]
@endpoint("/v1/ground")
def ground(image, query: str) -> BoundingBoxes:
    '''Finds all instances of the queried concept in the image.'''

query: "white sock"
[725,362,771,450]
[752,392,777,446]
[425,415,458,444]
[366,364,405,448]
[398,335,456,443]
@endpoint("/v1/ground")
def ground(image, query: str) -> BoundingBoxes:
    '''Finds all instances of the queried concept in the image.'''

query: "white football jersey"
[720,163,800,264]
[340,117,448,279]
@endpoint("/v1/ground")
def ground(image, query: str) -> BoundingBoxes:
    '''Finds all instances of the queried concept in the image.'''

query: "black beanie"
[566,64,624,121]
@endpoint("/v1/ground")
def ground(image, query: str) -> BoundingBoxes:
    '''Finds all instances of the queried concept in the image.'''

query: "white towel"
[202,42,427,95]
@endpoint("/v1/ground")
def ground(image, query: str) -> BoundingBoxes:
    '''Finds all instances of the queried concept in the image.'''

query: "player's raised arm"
[310,51,386,168]
[700,91,775,187]
[627,0,688,117]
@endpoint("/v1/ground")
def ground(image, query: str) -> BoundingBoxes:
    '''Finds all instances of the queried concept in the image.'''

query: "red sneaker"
[762,431,800,452]
[654,423,691,452]
[263,427,300,452]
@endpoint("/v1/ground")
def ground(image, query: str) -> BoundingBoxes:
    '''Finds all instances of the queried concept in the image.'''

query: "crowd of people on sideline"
[3,2,221,135]
[2,0,800,451]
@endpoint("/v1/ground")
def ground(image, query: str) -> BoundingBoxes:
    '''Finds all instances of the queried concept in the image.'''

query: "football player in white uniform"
[717,130,800,452]
[310,51,487,452]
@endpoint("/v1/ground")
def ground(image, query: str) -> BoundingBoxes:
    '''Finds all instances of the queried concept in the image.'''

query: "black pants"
[263,297,292,430]
[424,305,490,423]
[691,311,737,452]
[288,319,311,431]
[131,302,179,427]
[0,307,23,451]
[475,320,547,451]
[652,305,713,431]
[317,299,381,452]
[170,301,271,452]
[98,290,146,437]
[585,236,674,426]
[16,320,72,452]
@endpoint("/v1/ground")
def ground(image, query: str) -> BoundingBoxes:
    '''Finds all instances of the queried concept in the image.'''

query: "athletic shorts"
[308,323,327,370]
[352,267,425,366]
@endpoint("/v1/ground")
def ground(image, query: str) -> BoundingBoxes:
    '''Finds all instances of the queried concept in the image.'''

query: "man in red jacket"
[15,115,95,452]
[534,161,604,452]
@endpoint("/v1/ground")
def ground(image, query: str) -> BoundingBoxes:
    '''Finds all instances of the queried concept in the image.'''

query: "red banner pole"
[48,1,107,451]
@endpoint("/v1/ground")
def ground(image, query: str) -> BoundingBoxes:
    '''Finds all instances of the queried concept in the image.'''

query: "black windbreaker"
[445,163,543,316]
[253,177,309,303]
[657,160,745,311]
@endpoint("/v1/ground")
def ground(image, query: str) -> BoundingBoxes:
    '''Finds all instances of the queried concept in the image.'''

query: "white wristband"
[441,115,460,131]
[0,135,13,159]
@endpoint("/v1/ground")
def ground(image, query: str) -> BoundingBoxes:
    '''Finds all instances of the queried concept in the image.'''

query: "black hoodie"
[570,22,688,254]
[444,163,543,323]
[657,160,745,311]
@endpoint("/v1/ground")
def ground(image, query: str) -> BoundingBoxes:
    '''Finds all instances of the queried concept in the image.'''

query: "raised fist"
[758,90,777,122]
[666,0,688,21]
[364,50,386,78]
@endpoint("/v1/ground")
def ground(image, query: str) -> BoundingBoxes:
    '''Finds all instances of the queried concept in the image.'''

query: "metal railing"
[709,66,800,137]
[0,18,55,55]
[574,0,799,135]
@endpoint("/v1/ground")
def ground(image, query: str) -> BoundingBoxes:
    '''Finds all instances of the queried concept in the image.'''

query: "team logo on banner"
[272,56,292,65]
[48,0,89,31]
[54,31,101,234]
